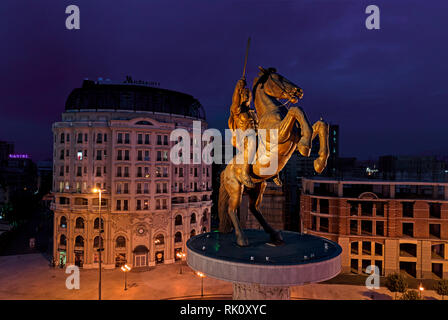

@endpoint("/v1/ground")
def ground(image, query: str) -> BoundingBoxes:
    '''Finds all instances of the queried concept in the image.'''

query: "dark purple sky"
[0,0,447,161]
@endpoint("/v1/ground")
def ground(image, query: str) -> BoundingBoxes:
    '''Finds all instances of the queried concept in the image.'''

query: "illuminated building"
[52,79,212,268]
[301,178,448,279]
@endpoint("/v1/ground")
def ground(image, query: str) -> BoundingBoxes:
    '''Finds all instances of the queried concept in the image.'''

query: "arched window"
[175,215,182,226]
[190,229,196,238]
[116,236,126,248]
[175,232,182,243]
[75,236,84,247]
[94,236,103,248]
[155,234,164,245]
[75,217,84,229]
[60,234,67,246]
[94,218,104,230]
[202,227,207,233]
[190,213,196,224]
[60,216,67,228]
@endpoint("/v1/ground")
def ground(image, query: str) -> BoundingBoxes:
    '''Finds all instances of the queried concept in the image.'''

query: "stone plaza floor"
[0,253,442,300]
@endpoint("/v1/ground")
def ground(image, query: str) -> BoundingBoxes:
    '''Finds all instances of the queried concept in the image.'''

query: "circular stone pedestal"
[186,229,342,300]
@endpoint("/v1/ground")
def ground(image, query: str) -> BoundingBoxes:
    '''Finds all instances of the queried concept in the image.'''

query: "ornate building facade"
[52,80,212,269]
[301,178,448,280]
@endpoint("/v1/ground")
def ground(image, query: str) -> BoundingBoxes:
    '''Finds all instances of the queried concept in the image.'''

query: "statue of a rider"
[228,79,282,188]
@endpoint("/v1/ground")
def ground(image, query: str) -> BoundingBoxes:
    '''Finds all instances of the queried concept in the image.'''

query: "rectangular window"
[429,203,441,219]
[136,200,142,210]
[116,200,121,211]
[156,199,161,210]
[362,241,371,255]
[145,134,150,144]
[430,224,441,239]
[375,203,384,216]
[124,183,129,194]
[124,150,130,161]
[137,183,142,194]
[144,167,150,178]
[157,151,162,161]
[351,242,358,255]
[125,133,130,144]
[319,217,329,233]
[402,202,414,218]
[77,133,83,143]
[123,200,128,211]
[117,133,123,144]
[138,134,143,144]
[361,220,373,235]
[144,183,149,194]
[96,167,102,177]
[376,221,384,236]
[402,222,414,237]
[77,167,82,177]
[117,150,123,161]
[163,135,168,145]
[96,150,102,161]
[157,135,162,145]
[143,200,149,210]
[162,199,167,209]
[117,167,122,177]
[124,166,129,177]
[350,220,358,235]
[97,133,103,144]
[144,150,150,161]
[138,150,143,161]
[137,167,142,177]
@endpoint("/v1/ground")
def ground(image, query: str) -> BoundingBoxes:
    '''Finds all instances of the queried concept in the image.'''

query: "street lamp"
[196,271,205,298]
[93,188,106,300]
[176,252,186,274]
[419,282,424,299]
[120,264,131,290]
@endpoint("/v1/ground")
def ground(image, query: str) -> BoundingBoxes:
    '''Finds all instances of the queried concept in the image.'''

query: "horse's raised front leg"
[311,120,330,174]
[279,106,312,157]
[248,182,284,245]
[226,179,249,247]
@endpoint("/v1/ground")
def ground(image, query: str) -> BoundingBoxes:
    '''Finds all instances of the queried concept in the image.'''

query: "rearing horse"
[218,66,330,246]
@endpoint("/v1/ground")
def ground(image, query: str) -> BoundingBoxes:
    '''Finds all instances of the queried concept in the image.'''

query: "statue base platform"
[186,229,342,300]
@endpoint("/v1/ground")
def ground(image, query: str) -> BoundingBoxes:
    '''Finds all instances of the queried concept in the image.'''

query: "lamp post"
[93,188,105,300]
[419,282,424,299]
[197,272,205,298]
[121,264,131,290]
[176,252,186,274]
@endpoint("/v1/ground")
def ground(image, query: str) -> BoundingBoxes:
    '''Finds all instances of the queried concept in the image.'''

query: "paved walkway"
[0,254,442,300]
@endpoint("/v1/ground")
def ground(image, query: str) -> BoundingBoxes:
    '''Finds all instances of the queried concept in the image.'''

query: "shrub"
[385,273,408,299]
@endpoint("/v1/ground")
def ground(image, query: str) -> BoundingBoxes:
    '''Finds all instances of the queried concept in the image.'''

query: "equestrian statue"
[218,40,330,247]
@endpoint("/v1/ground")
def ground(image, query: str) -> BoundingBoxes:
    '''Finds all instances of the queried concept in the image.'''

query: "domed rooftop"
[65,80,206,120]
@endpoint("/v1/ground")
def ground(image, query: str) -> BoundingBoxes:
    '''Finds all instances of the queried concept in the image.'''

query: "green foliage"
[385,273,408,299]
[435,280,448,300]
[400,290,421,300]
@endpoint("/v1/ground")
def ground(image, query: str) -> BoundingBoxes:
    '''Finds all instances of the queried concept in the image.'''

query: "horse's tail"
[218,169,233,233]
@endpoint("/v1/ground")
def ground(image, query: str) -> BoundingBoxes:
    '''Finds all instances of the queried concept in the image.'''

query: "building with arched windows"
[301,178,448,280]
[52,79,212,269]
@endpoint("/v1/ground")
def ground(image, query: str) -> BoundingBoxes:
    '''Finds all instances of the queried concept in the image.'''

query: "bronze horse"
[218,67,330,246]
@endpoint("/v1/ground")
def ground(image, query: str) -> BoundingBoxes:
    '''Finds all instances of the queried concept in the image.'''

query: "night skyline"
[1,0,447,161]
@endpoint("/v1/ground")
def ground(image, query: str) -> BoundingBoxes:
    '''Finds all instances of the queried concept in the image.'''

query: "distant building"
[301,178,448,280]
[52,79,212,269]
[379,155,448,182]
[280,124,339,230]
[239,182,286,231]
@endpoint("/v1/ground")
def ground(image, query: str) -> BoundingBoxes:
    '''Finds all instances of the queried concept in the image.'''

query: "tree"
[435,280,448,300]
[385,273,408,299]
[400,290,421,300]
